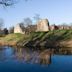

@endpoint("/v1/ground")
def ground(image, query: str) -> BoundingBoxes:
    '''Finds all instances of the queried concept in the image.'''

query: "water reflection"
[13,47,52,65]
[0,46,72,65]
[0,46,52,65]
[55,48,72,55]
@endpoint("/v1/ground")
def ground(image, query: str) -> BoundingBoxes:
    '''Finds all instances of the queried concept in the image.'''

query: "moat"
[0,46,72,72]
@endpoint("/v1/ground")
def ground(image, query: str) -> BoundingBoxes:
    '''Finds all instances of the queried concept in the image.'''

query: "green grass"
[0,30,72,47]
[28,30,72,42]
[28,30,72,47]
[0,33,30,42]
[1,30,72,42]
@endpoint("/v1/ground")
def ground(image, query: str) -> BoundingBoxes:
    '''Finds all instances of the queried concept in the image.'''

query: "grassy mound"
[25,30,72,48]
[0,30,72,48]
[0,33,30,46]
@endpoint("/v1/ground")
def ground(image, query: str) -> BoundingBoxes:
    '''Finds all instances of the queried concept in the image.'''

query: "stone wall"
[14,24,25,34]
[36,19,50,32]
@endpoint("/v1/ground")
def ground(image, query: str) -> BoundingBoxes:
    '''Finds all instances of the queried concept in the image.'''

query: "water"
[0,46,72,72]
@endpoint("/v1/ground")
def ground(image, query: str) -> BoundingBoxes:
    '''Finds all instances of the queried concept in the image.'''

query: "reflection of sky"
[0,55,72,72]
[0,47,14,61]
[0,0,72,28]
[0,47,72,72]
[51,55,72,72]
[4,47,13,57]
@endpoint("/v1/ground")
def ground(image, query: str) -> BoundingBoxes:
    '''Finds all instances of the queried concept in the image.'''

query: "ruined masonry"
[14,24,25,34]
[37,19,50,32]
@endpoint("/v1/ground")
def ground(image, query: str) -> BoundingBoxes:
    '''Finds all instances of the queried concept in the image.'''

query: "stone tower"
[37,19,50,32]
[14,24,25,34]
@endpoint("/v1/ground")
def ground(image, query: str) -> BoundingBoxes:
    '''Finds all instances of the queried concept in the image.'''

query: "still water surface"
[0,46,72,72]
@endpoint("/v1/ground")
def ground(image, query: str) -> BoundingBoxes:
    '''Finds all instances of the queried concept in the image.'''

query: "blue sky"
[0,0,72,28]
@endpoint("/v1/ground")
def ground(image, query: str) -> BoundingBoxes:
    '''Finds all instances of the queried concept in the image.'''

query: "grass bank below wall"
[24,29,72,48]
[0,33,30,46]
[0,30,72,48]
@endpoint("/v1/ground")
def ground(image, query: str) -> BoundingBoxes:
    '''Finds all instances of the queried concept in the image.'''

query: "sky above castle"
[0,0,72,28]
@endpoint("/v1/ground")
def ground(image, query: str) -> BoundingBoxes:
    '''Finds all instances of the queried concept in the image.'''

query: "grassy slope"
[0,30,72,47]
[25,30,72,47]
[0,33,30,46]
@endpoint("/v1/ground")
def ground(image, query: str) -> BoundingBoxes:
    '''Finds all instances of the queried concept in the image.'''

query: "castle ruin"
[36,19,50,32]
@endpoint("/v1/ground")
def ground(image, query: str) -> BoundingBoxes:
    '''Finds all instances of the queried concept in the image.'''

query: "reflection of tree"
[14,48,32,62]
[57,48,72,55]
[12,47,72,66]
[39,50,51,65]
[14,48,24,61]
[13,48,52,65]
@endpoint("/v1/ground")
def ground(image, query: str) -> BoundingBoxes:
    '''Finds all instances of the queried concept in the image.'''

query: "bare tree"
[24,17,32,27]
[0,18,4,29]
[19,22,26,32]
[0,0,17,6]
[9,26,14,33]
[3,28,8,34]
[23,17,32,34]
[33,14,41,23]
[0,0,30,6]
[23,17,37,34]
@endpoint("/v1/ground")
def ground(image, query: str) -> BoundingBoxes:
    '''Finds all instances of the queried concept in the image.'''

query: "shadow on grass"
[24,30,72,49]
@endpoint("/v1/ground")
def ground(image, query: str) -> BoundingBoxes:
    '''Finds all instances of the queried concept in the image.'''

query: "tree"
[23,17,37,34]
[24,17,32,27]
[9,26,14,33]
[3,28,8,35]
[19,22,25,32]
[23,17,32,34]
[0,18,4,29]
[0,0,30,6]
[33,14,41,23]
[0,0,16,6]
